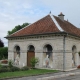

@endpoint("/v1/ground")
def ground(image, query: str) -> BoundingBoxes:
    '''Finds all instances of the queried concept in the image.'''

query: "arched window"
[72,45,76,53]
[72,45,77,67]
[14,45,20,65]
[14,45,20,56]
[43,44,53,58]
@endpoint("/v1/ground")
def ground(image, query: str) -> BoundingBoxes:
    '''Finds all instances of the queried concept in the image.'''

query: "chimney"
[58,12,65,21]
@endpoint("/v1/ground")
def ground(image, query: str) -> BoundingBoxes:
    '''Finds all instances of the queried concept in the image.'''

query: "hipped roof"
[6,13,80,38]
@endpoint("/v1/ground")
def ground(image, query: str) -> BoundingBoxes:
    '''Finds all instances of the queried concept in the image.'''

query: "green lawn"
[0,69,58,79]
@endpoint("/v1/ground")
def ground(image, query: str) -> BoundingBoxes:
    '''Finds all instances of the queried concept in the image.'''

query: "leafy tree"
[0,39,4,47]
[8,22,30,35]
[0,47,8,60]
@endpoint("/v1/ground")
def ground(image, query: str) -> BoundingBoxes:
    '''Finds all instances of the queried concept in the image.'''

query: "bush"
[0,63,2,68]
[10,66,20,72]
[1,65,8,68]
[0,47,8,60]
[21,66,29,71]
[30,57,39,68]
[8,60,13,68]
[0,68,10,73]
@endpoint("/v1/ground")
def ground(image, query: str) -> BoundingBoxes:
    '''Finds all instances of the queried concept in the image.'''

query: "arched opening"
[27,45,35,67]
[28,45,35,51]
[14,45,20,65]
[43,44,53,68]
[72,45,76,67]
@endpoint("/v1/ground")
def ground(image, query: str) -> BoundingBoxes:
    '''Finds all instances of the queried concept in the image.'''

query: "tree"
[0,47,8,60]
[8,22,30,35]
[0,39,4,47]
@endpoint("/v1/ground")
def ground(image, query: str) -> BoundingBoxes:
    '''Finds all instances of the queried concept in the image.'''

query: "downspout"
[63,35,66,71]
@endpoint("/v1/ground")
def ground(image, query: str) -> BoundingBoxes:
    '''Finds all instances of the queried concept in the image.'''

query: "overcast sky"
[0,0,80,46]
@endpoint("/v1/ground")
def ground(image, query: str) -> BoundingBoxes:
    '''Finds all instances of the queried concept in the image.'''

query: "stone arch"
[43,44,53,68]
[27,45,35,52]
[42,42,53,51]
[27,45,35,67]
[14,45,20,65]
[27,43,35,52]
[72,45,77,67]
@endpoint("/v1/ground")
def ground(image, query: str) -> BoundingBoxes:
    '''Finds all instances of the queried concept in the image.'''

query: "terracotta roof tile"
[9,15,60,37]
[7,14,80,38]
[54,16,80,37]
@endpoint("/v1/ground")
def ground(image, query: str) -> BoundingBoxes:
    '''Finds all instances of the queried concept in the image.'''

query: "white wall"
[8,35,80,70]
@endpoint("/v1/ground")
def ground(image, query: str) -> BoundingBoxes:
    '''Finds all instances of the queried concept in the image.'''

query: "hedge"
[0,47,8,60]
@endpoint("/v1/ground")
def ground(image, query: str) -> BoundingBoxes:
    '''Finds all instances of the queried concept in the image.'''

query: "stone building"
[5,12,80,71]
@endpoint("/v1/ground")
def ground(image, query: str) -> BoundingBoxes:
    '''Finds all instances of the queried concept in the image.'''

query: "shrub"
[10,66,20,72]
[0,63,2,68]
[0,68,9,73]
[30,57,39,68]
[21,66,29,71]
[1,65,8,68]
[8,60,13,68]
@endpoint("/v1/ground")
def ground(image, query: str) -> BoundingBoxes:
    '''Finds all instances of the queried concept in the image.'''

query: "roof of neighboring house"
[6,13,80,38]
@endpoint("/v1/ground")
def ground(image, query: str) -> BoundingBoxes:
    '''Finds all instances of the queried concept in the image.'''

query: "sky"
[0,0,80,46]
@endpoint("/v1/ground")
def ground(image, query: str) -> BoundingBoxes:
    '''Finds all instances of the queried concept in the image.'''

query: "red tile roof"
[7,14,80,38]
[54,16,80,37]
[8,15,60,37]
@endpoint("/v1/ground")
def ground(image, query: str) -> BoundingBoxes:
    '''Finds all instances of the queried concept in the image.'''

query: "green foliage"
[0,68,9,73]
[0,47,8,60]
[0,69,58,79]
[0,63,2,69]
[8,60,13,68]
[30,57,39,68]
[10,66,20,72]
[8,22,30,35]
[21,66,29,71]
[0,39,4,47]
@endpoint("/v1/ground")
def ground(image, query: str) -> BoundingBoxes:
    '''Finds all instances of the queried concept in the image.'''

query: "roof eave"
[5,32,67,39]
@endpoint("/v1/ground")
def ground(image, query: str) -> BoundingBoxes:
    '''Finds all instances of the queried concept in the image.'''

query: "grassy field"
[0,69,58,79]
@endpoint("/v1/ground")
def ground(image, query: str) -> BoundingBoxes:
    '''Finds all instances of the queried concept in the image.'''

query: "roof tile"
[9,15,60,37]
[7,14,80,38]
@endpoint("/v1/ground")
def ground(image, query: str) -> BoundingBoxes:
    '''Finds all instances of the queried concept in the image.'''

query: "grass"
[0,69,58,79]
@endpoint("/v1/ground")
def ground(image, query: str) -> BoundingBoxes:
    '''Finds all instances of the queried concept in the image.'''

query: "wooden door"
[27,51,35,67]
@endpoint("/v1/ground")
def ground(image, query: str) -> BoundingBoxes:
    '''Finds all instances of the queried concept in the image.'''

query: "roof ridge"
[49,14,64,31]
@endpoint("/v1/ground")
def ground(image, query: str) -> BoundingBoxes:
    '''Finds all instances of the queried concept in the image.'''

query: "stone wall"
[8,35,80,70]
[65,36,80,71]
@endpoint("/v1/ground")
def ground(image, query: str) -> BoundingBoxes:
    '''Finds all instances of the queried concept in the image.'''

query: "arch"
[14,45,20,65]
[72,45,77,67]
[43,44,53,68]
[72,45,76,53]
[42,42,53,51]
[27,43,35,52]
[27,45,35,52]
[27,45,35,67]
[43,44,53,58]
